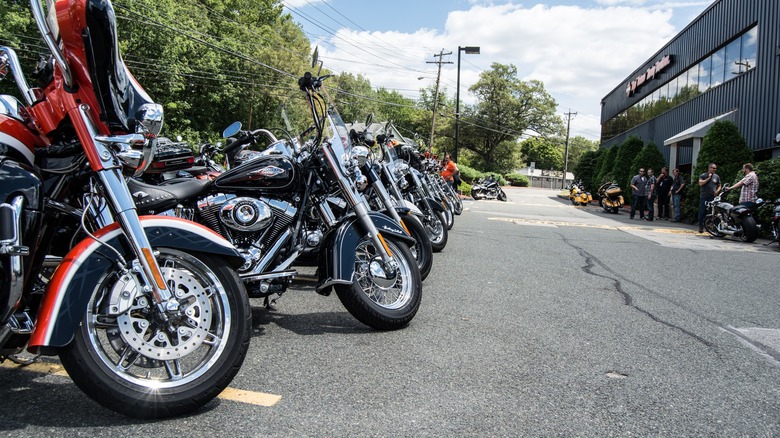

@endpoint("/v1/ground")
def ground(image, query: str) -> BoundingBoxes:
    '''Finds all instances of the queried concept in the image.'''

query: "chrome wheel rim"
[353,238,414,310]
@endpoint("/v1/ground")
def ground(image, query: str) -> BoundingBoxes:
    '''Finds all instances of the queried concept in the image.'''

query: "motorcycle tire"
[498,189,507,202]
[739,216,758,243]
[334,235,422,330]
[611,207,620,214]
[59,248,251,419]
[401,215,433,281]
[704,215,725,237]
[452,195,463,215]
[426,210,448,252]
[472,189,482,201]
[442,203,454,230]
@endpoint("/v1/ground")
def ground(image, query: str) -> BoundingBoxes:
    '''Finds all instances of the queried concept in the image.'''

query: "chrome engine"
[197,194,296,272]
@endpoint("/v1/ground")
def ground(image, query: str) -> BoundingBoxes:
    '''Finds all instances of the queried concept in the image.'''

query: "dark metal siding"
[600,0,779,160]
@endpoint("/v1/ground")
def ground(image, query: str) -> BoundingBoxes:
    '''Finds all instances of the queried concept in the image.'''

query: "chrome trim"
[76,106,173,305]
[0,197,26,324]
[240,270,297,283]
[0,48,36,106]
[29,0,73,88]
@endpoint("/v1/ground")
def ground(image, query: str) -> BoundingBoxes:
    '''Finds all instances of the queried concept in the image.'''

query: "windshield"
[325,106,352,172]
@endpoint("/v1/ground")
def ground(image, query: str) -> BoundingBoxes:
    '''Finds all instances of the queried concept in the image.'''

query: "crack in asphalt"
[560,234,714,347]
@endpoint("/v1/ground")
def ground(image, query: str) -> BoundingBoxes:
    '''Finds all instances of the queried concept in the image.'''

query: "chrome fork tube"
[321,143,393,263]
[76,107,174,306]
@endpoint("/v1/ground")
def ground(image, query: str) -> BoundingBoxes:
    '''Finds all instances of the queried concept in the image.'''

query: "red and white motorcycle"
[0,0,250,418]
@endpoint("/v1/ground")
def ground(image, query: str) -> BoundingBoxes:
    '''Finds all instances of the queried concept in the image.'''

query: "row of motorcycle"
[565,180,625,213]
[0,0,462,419]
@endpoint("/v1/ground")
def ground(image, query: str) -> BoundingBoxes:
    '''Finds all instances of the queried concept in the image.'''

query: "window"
[710,47,726,87]
[741,27,757,73]
[697,58,711,91]
[724,38,741,80]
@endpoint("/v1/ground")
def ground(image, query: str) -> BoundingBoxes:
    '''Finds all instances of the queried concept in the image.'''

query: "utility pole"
[426,50,452,151]
[562,110,577,189]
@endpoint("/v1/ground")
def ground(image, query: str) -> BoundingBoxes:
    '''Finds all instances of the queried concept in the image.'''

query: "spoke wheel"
[59,248,250,419]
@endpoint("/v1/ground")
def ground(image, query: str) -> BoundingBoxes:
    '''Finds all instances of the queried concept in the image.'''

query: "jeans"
[647,196,655,219]
[630,195,646,218]
[699,194,714,228]
[657,193,670,218]
[672,194,682,221]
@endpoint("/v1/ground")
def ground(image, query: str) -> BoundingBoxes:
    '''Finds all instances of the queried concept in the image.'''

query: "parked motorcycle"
[597,181,625,213]
[0,0,250,418]
[128,72,422,330]
[472,176,507,201]
[762,198,780,245]
[703,184,760,243]
[348,119,434,281]
[568,180,592,206]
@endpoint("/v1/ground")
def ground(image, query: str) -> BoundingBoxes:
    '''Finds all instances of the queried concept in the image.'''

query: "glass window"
[668,76,679,100]
[697,59,711,91]
[725,38,741,80]
[711,47,725,87]
[741,26,757,73]
[686,65,700,94]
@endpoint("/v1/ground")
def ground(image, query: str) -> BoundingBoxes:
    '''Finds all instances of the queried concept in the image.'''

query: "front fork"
[73,106,176,310]
[321,142,395,266]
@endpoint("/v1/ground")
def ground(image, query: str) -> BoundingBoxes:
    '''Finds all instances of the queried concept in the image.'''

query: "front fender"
[316,212,413,294]
[29,216,242,352]
[422,197,445,212]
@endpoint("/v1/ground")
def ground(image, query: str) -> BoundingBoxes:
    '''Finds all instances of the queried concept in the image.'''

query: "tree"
[595,145,619,189]
[566,136,599,171]
[456,63,563,172]
[682,120,753,221]
[630,143,667,178]
[520,137,563,171]
[573,149,603,192]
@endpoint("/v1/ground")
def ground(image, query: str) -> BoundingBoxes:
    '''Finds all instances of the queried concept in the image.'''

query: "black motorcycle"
[128,73,422,330]
[472,176,507,201]
[703,183,760,243]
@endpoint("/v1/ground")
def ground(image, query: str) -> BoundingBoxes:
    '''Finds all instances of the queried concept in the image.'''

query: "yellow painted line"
[219,387,281,406]
[488,217,700,234]
[2,359,281,407]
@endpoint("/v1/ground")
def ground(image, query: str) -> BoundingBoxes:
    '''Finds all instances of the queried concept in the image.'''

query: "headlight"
[349,145,371,167]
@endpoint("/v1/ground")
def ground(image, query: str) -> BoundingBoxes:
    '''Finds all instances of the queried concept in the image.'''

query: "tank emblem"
[249,166,285,177]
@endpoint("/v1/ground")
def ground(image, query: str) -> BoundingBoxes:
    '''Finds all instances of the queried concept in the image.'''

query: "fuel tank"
[0,113,44,166]
[214,154,300,193]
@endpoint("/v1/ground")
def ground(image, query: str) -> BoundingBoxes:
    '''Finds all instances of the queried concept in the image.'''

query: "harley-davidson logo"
[249,166,285,177]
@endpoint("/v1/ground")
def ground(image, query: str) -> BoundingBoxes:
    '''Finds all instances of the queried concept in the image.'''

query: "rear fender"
[316,212,413,294]
[28,216,242,352]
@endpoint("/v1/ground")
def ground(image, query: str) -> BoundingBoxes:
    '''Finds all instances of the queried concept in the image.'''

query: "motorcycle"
[762,198,780,245]
[348,119,434,281]
[0,0,250,418]
[597,181,625,213]
[128,72,422,330]
[471,176,507,201]
[568,180,592,206]
[703,184,760,243]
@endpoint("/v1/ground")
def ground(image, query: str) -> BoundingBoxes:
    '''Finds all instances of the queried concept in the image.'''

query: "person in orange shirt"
[440,153,460,190]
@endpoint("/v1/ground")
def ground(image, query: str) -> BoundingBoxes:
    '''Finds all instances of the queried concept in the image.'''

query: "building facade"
[600,0,779,176]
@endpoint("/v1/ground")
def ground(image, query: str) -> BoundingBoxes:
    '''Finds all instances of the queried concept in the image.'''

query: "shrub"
[612,136,644,205]
[505,173,529,187]
[458,164,482,184]
[681,120,753,222]
[573,149,602,192]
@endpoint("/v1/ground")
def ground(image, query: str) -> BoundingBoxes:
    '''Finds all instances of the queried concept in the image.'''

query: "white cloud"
[313,3,692,141]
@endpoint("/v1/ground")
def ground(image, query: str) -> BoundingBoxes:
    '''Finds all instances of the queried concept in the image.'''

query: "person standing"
[630,168,648,219]
[440,153,460,191]
[645,168,657,221]
[698,163,721,233]
[655,167,674,220]
[726,163,759,209]
[670,168,686,222]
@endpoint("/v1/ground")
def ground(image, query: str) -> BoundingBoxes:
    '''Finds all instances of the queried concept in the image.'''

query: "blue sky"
[283,0,715,140]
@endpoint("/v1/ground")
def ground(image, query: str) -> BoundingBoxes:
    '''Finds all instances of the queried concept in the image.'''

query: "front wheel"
[59,248,251,419]
[334,236,422,330]
[739,216,757,243]
[401,215,433,281]
[425,209,448,252]
[704,214,725,237]
[498,189,507,202]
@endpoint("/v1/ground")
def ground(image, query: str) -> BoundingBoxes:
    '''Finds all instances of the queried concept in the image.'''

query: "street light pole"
[455,45,480,163]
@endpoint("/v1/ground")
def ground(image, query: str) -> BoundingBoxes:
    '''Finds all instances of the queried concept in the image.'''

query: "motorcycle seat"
[127,178,212,213]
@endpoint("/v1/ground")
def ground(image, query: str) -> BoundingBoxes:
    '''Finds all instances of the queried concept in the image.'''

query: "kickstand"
[263,296,278,311]
[7,353,40,366]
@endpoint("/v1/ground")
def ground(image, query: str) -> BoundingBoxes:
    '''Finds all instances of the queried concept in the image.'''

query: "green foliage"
[457,164,482,184]
[572,149,603,192]
[630,143,667,178]
[595,145,619,189]
[505,173,530,187]
[566,136,599,170]
[457,63,563,171]
[753,158,780,230]
[520,137,563,171]
[612,136,644,204]
[682,120,753,221]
